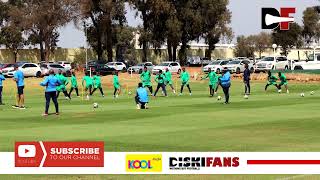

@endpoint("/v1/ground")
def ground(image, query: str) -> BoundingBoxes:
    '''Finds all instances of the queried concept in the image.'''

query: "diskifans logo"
[126,154,162,172]
[15,141,104,167]
[169,157,240,170]
[262,7,296,30]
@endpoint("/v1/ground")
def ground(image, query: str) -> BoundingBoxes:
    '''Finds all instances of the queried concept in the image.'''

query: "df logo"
[262,7,296,30]
[126,154,162,172]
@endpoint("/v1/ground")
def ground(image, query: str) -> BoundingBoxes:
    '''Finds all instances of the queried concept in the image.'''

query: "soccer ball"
[128,91,132,95]
[217,96,222,101]
[93,103,99,108]
[311,91,315,95]
[300,93,305,97]
[244,95,249,99]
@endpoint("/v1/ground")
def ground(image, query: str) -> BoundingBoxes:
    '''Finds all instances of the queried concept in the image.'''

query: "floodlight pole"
[84,22,88,69]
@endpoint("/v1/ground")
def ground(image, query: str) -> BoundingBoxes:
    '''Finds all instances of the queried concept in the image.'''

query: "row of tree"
[235,7,320,59]
[0,0,233,65]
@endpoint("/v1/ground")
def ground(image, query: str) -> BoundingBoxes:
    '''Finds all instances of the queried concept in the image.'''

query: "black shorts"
[17,86,24,95]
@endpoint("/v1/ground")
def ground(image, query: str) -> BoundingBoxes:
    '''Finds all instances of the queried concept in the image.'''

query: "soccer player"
[179,68,192,96]
[140,66,153,94]
[113,71,121,98]
[56,71,70,100]
[0,70,5,105]
[82,71,93,100]
[219,68,231,104]
[165,68,176,94]
[265,71,278,91]
[12,64,25,109]
[201,68,217,97]
[91,72,105,97]
[278,72,289,93]
[243,64,251,95]
[135,82,149,109]
[153,70,167,97]
[69,71,79,98]
[40,69,61,116]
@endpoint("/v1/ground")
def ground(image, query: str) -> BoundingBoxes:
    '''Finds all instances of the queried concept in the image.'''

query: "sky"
[57,0,320,48]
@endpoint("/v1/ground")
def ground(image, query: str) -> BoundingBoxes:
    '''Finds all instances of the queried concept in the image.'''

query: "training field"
[1,73,320,180]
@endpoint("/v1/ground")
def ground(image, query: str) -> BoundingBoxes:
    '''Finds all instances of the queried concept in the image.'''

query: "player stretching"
[91,72,105,97]
[154,70,167,97]
[56,71,70,100]
[135,82,149,109]
[113,71,121,98]
[82,72,93,100]
[201,68,217,97]
[165,68,176,94]
[278,72,289,93]
[0,70,5,105]
[140,66,153,94]
[265,71,278,92]
[69,71,79,98]
[179,68,192,96]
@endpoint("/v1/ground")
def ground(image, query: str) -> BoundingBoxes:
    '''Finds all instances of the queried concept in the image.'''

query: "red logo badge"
[15,141,104,167]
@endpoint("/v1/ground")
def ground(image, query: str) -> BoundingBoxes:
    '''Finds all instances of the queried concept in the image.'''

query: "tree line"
[235,7,320,59]
[0,0,232,65]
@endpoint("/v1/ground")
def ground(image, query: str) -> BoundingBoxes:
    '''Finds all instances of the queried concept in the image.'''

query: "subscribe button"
[15,141,104,167]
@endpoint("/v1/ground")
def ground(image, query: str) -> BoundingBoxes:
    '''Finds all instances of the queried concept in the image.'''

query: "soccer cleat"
[19,106,26,110]
[42,113,48,117]
[173,90,176,94]
[287,90,289,94]
[190,93,192,96]
[136,104,141,109]
[12,105,19,109]
[55,113,60,115]
[102,95,105,97]
[86,95,90,100]
[145,103,149,109]
[179,93,182,96]
[278,89,282,93]
[116,95,119,98]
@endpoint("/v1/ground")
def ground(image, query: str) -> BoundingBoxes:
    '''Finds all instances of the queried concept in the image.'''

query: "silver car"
[127,62,154,74]
[41,63,71,76]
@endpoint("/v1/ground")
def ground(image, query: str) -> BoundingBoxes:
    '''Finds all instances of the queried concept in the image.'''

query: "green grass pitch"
[1,77,320,180]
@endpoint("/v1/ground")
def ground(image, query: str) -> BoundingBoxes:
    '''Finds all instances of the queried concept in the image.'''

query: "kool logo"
[128,160,152,169]
[126,154,162,173]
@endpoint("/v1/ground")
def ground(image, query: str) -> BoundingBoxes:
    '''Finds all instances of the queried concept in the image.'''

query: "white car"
[152,62,182,74]
[107,62,127,72]
[202,60,229,74]
[57,61,72,70]
[223,59,254,74]
[255,56,290,72]
[7,63,42,77]
[293,53,320,70]
[1,64,16,77]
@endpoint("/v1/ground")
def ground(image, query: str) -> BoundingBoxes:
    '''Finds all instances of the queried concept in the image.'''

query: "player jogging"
[243,64,251,95]
[165,68,176,94]
[201,68,217,97]
[12,64,25,109]
[154,70,167,97]
[278,72,289,93]
[0,70,5,105]
[265,71,278,91]
[113,71,121,98]
[91,72,105,97]
[40,69,61,116]
[140,66,153,94]
[56,71,71,100]
[179,68,192,96]
[69,71,79,98]
[135,82,149,109]
[82,72,93,100]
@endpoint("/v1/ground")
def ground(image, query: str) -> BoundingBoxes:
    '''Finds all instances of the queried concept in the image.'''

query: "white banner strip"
[2,152,320,174]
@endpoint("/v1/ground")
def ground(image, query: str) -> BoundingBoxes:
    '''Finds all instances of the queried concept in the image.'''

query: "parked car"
[86,64,116,76]
[293,53,320,70]
[41,63,71,76]
[186,56,201,66]
[0,64,12,70]
[200,57,212,66]
[127,62,154,74]
[255,56,290,72]
[223,59,254,74]
[57,61,72,70]
[2,64,16,77]
[152,62,181,75]
[202,60,230,74]
[7,63,42,77]
[106,62,127,72]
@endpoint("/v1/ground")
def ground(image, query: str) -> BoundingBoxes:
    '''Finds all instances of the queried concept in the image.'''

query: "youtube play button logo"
[18,145,36,158]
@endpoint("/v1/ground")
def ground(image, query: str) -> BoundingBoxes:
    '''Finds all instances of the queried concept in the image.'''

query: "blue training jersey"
[40,75,61,92]
[137,87,149,103]
[14,70,24,87]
